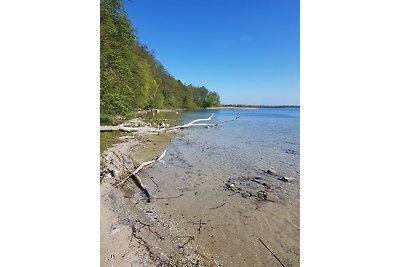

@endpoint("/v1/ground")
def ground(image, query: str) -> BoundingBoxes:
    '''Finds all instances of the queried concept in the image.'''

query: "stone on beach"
[264,169,277,176]
[279,176,294,182]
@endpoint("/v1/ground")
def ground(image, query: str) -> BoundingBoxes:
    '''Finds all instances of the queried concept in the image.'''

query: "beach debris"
[208,202,226,210]
[258,238,286,267]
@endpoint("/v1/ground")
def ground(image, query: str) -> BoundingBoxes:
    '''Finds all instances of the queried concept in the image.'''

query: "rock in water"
[241,192,251,198]
[279,176,294,182]
[266,169,277,175]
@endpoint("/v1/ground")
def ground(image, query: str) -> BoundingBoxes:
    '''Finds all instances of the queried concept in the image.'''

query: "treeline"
[100,0,220,116]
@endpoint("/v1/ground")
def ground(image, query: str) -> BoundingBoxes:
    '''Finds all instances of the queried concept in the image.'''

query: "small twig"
[198,219,202,234]
[179,236,195,248]
[149,176,159,187]
[136,219,164,240]
[258,238,286,267]
[187,220,207,235]
[208,202,226,210]
[153,193,184,200]
[136,219,152,227]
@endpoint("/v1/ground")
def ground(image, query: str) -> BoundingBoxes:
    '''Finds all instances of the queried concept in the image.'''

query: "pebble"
[279,176,294,182]
[266,194,279,202]
[241,192,251,198]
[266,169,277,175]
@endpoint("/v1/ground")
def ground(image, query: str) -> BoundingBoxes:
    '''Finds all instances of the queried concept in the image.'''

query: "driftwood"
[101,113,238,133]
[162,113,239,130]
[117,149,167,188]
[100,124,151,132]
[169,113,214,129]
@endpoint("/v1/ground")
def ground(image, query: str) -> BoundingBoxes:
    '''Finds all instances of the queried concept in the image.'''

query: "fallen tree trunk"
[101,114,215,132]
[100,124,151,132]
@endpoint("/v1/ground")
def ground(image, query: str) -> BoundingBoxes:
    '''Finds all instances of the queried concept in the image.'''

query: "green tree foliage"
[100,0,220,116]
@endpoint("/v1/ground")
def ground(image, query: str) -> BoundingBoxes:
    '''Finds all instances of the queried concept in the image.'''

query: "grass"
[168,252,182,267]
[100,131,128,155]
[100,111,140,126]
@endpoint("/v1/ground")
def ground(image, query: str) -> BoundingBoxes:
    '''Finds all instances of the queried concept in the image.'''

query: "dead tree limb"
[117,149,166,188]
[163,113,215,131]
[100,124,153,132]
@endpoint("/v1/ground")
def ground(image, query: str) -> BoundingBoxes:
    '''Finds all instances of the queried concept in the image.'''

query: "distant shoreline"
[206,106,258,110]
[207,105,300,110]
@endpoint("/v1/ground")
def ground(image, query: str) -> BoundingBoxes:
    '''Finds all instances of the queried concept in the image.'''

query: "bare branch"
[117,149,167,187]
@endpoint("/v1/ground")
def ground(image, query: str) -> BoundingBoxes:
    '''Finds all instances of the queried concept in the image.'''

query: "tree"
[100,0,221,117]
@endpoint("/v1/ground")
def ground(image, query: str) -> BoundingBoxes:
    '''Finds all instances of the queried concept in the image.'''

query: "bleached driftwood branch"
[179,114,240,128]
[168,113,214,130]
[154,113,238,131]
[117,149,167,187]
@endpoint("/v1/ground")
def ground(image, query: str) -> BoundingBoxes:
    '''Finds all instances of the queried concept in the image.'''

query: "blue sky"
[124,0,299,105]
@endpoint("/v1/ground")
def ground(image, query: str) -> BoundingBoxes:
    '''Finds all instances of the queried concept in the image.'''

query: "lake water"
[139,108,300,266]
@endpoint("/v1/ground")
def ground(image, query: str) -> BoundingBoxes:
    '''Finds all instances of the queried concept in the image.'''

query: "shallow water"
[139,108,300,266]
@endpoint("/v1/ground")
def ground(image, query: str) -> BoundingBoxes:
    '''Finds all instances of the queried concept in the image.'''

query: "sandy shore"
[100,125,176,266]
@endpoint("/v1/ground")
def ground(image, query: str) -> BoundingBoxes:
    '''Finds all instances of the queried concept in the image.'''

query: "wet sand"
[133,137,300,266]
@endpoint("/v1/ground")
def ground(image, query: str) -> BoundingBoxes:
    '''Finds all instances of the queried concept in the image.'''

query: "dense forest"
[100,0,220,117]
